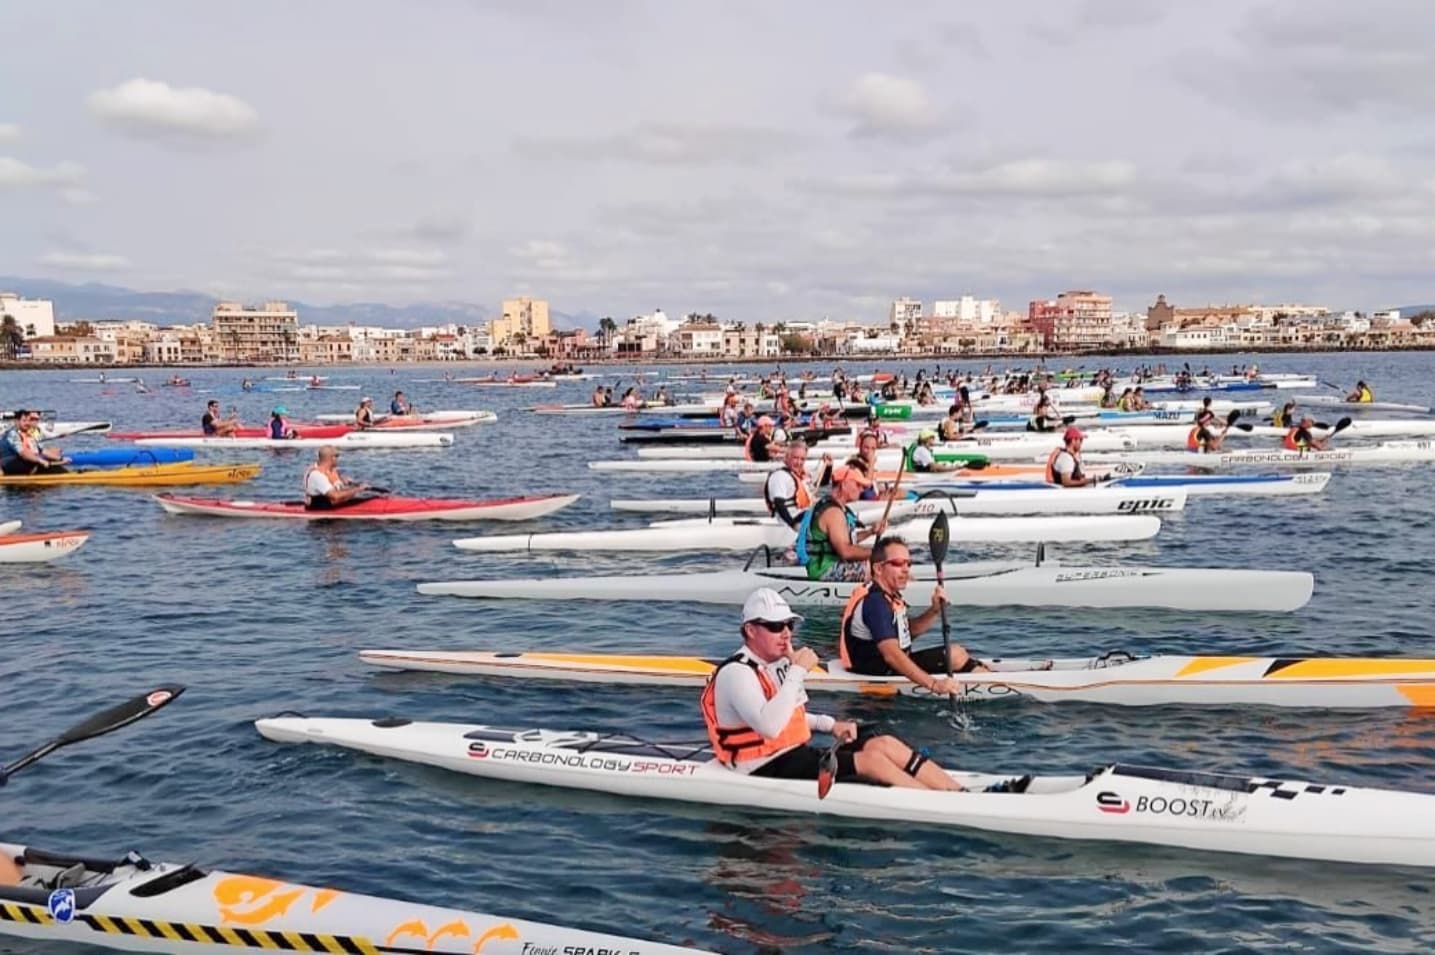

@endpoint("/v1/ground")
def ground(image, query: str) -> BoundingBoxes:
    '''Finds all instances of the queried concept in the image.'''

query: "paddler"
[1045,427,1110,487]
[937,404,963,442]
[745,415,783,462]
[390,391,415,415]
[1346,381,1374,403]
[268,406,299,440]
[1272,400,1297,428]
[1186,407,1226,453]
[1026,389,1058,432]
[303,445,372,510]
[1283,416,1330,452]
[839,537,984,692]
[799,460,885,581]
[908,429,939,472]
[590,384,606,408]
[699,588,966,791]
[0,410,68,475]
[857,409,888,448]
[354,397,376,429]
[763,442,831,530]
[201,399,241,437]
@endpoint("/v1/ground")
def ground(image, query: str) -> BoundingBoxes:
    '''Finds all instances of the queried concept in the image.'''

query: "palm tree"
[0,314,22,360]
[598,316,617,346]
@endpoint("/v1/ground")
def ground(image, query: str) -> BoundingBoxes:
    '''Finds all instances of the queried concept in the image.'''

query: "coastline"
[0,343,1427,372]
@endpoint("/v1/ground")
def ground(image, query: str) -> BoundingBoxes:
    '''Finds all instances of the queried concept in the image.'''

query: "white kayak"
[612,486,1190,517]
[39,421,113,438]
[357,648,1435,709]
[313,409,497,428]
[916,472,1333,498]
[257,715,1435,868]
[1301,394,1432,414]
[0,841,701,955]
[451,513,1161,553]
[1080,441,1435,469]
[0,520,19,535]
[0,530,89,563]
[418,561,1314,612]
[134,431,455,449]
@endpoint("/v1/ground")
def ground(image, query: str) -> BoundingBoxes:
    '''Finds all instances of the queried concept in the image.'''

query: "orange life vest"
[699,651,811,766]
[1282,426,1304,451]
[763,466,813,517]
[1187,425,1202,452]
[837,582,908,668]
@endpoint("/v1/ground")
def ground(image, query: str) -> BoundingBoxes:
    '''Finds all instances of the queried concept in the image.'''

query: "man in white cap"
[699,588,965,790]
[353,396,376,429]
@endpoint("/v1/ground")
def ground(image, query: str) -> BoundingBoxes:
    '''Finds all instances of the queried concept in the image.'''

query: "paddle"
[817,737,842,799]
[1,686,184,785]
[874,450,907,537]
[928,511,958,710]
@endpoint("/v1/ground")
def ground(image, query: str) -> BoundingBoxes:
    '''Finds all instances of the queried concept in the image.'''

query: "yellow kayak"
[0,462,261,486]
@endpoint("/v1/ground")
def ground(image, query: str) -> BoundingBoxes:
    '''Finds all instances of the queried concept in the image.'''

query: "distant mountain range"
[1396,304,1435,316]
[0,276,599,332]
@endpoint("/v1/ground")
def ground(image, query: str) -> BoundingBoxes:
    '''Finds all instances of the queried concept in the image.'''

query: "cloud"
[515,122,796,165]
[0,124,20,144]
[805,158,1139,199]
[60,188,97,205]
[370,248,449,266]
[831,73,941,139]
[0,157,86,188]
[37,251,131,270]
[1074,0,1169,28]
[408,213,472,243]
[87,78,261,140]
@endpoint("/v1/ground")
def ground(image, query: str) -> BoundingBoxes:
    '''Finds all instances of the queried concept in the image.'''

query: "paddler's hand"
[927,676,962,696]
[789,646,820,672]
[930,584,947,609]
[831,720,859,743]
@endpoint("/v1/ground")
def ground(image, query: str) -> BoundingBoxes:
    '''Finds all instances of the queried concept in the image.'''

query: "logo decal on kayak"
[1096,791,1130,814]
[146,690,173,708]
[1117,498,1178,512]
[47,888,76,923]
[467,742,490,758]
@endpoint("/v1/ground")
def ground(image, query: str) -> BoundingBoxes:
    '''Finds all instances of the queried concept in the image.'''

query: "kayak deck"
[154,492,580,521]
[0,463,261,487]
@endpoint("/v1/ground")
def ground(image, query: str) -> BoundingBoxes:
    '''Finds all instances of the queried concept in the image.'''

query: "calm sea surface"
[4,352,1435,953]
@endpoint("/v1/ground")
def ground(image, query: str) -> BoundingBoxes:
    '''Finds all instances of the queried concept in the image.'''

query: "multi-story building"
[490,297,551,348]
[212,301,300,363]
[673,322,723,355]
[1028,290,1114,350]
[721,325,781,358]
[931,297,1000,323]
[0,292,57,339]
[888,297,922,336]
[24,335,114,363]
[93,321,157,364]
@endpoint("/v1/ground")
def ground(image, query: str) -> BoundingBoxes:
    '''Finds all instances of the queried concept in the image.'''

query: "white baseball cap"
[741,588,804,626]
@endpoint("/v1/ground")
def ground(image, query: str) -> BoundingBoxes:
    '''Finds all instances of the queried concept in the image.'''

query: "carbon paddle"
[1,686,184,784]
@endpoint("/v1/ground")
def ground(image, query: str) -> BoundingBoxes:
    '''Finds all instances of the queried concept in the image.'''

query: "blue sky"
[3,0,1433,320]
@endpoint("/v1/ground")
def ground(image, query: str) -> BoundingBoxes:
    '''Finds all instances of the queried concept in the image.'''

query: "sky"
[3,0,1434,323]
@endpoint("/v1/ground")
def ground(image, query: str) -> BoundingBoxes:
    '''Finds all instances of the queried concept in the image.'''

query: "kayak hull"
[255,717,1435,868]
[451,514,1160,553]
[135,432,454,450]
[155,492,580,521]
[0,531,89,562]
[0,842,699,955]
[418,562,1314,612]
[0,463,261,487]
[357,650,1435,708]
[611,487,1191,517]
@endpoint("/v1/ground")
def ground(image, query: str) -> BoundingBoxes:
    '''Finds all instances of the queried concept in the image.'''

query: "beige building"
[490,297,551,349]
[212,301,300,363]
[25,335,114,364]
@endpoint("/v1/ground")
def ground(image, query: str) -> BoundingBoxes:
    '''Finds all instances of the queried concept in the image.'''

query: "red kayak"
[153,492,581,521]
[110,424,353,441]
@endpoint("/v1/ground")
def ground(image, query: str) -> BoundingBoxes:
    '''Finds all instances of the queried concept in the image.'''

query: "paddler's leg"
[0,853,22,885]
[851,735,964,792]
[910,645,988,675]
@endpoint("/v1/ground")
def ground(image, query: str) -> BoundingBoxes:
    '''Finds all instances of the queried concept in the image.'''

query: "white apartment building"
[931,296,1000,323]
[849,333,904,353]
[888,297,922,334]
[0,292,57,338]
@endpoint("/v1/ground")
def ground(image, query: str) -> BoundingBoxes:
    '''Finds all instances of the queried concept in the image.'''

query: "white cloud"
[832,73,940,139]
[806,158,1138,199]
[515,122,795,165]
[60,188,97,205]
[0,124,20,144]
[0,157,86,188]
[86,78,260,140]
[37,251,131,270]
[370,248,448,266]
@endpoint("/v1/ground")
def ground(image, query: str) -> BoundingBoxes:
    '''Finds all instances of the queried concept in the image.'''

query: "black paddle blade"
[929,510,951,568]
[57,686,185,746]
[1332,416,1354,435]
[1226,409,1241,425]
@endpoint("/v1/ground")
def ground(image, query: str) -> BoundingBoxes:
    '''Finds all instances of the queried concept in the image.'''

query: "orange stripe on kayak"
[525,653,719,674]
[1267,659,1435,679]
[1397,684,1435,706]
[0,532,88,545]
[1174,657,1259,677]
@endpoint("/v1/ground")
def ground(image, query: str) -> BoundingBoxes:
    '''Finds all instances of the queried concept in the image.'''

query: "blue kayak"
[65,448,195,469]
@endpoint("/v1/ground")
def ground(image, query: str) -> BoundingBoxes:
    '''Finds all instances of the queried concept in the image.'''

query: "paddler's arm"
[719,656,822,739]
[823,509,875,560]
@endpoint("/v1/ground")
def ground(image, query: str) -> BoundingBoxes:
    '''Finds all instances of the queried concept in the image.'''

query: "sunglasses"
[750,618,796,634]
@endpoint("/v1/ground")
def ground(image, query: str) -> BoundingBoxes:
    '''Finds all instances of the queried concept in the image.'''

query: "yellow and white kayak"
[359,649,1435,708]
[0,462,261,487]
